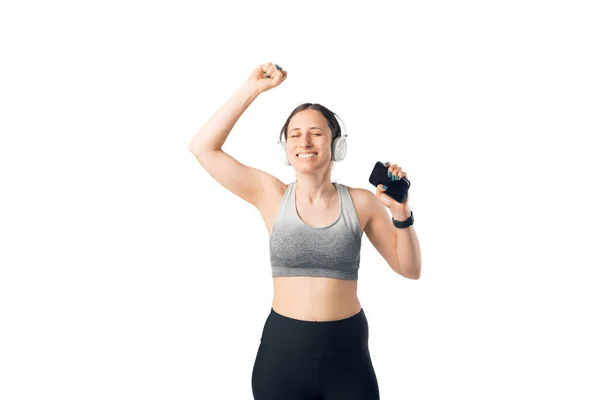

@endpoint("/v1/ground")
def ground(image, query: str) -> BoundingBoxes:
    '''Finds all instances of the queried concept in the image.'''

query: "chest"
[262,185,369,238]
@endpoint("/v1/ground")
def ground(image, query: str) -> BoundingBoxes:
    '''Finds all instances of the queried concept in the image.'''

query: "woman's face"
[286,109,332,168]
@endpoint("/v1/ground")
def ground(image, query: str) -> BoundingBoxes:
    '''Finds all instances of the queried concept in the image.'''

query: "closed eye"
[291,133,322,138]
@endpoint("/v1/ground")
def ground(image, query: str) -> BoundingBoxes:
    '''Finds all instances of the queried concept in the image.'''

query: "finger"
[392,167,403,180]
[375,184,386,198]
[387,163,398,178]
[272,69,284,84]
[261,62,272,73]
[376,185,393,207]
[266,64,277,78]
[261,64,274,78]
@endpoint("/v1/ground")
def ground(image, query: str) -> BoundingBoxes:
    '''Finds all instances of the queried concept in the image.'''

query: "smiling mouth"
[296,152,318,158]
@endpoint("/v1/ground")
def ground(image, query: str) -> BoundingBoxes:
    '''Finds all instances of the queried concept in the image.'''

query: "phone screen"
[368,161,410,204]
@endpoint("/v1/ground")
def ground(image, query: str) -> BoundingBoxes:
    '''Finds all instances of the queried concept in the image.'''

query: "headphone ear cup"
[280,140,291,166]
[331,136,347,162]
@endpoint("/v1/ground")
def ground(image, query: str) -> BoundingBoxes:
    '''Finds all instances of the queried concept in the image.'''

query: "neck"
[294,173,336,205]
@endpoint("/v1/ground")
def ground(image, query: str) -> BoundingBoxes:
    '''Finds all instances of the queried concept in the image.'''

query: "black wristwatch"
[392,211,414,229]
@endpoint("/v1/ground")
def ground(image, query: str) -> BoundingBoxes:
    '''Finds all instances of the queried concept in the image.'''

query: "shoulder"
[342,184,377,221]
[338,181,373,199]
[344,184,374,204]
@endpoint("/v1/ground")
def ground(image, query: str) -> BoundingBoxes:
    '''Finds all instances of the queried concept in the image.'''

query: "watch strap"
[392,211,414,228]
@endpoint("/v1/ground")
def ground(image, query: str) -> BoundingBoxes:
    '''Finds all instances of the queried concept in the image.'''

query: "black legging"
[251,307,380,399]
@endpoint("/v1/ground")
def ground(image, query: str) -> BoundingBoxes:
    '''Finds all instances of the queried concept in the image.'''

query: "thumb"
[271,69,286,86]
[260,69,286,91]
[376,184,393,208]
[254,64,268,79]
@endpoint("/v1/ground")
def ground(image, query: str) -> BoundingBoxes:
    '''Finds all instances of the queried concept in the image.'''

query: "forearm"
[188,82,260,155]
[392,209,422,279]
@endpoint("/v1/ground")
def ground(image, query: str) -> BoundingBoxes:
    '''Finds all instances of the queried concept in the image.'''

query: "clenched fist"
[376,162,411,220]
[246,62,287,94]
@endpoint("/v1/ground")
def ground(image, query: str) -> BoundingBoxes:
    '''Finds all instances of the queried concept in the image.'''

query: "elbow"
[411,263,422,280]
[404,273,420,280]
[412,263,422,279]
[188,142,221,158]
[189,144,207,160]
[399,264,421,280]
[188,138,204,155]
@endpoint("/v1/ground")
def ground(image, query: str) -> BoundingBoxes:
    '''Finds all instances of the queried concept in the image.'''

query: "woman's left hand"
[375,162,411,220]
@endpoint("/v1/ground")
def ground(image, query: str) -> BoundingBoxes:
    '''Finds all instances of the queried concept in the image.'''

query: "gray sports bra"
[269,181,363,280]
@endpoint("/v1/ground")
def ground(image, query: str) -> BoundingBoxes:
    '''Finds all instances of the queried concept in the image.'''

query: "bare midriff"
[271,276,362,322]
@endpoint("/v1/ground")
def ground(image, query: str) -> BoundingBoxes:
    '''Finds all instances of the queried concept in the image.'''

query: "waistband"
[260,307,369,358]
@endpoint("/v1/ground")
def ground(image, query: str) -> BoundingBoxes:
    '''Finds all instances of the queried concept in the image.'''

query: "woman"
[189,62,422,400]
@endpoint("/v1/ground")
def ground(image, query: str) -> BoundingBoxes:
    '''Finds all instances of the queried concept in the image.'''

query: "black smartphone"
[368,161,410,204]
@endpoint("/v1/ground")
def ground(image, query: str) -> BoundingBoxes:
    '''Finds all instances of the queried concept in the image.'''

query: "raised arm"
[188,63,287,208]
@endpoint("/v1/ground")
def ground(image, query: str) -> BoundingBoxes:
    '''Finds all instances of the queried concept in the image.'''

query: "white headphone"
[278,114,348,166]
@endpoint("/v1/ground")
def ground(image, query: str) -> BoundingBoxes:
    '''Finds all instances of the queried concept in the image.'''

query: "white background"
[1,0,599,399]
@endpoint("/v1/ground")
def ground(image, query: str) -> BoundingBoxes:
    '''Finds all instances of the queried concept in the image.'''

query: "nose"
[300,143,312,149]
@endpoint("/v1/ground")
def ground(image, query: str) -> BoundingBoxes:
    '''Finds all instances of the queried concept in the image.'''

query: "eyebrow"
[289,127,324,132]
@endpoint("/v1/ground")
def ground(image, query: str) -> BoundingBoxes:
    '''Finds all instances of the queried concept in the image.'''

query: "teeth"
[298,153,318,159]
